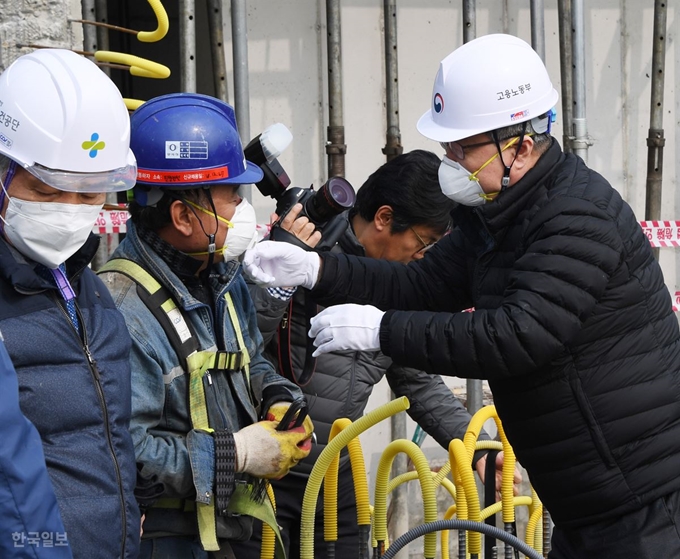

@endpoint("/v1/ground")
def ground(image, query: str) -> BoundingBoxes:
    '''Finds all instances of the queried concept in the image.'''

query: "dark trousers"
[549,490,680,559]
[230,463,364,559]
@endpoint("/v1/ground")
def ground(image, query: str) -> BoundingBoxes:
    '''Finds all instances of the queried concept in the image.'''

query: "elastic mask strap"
[469,137,520,201]
[491,123,528,190]
[0,160,18,234]
[185,199,234,229]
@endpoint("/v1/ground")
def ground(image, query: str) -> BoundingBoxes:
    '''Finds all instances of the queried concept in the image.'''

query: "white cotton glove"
[242,240,321,289]
[233,419,313,479]
[308,303,385,357]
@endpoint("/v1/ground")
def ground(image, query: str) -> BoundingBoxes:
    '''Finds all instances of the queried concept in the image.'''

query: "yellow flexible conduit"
[374,440,438,559]
[260,483,276,559]
[526,487,543,553]
[388,471,457,502]
[463,406,517,526]
[136,0,170,42]
[300,397,410,559]
[324,418,372,547]
[94,51,170,79]
[440,505,458,559]
[450,438,482,555]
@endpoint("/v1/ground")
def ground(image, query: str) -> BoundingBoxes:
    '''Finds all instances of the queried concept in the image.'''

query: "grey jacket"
[250,219,488,476]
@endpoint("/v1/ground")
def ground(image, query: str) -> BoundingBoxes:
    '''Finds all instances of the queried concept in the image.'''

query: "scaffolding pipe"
[571,0,590,162]
[462,0,476,43]
[382,0,402,162]
[462,1,483,415]
[529,0,546,62]
[231,0,252,201]
[325,0,346,177]
[179,0,197,93]
[208,0,229,103]
[94,0,110,74]
[557,0,574,153]
[81,0,97,53]
[388,399,409,559]
[644,0,668,262]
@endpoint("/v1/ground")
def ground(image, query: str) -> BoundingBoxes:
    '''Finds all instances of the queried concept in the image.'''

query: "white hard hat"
[0,48,136,192]
[417,34,559,143]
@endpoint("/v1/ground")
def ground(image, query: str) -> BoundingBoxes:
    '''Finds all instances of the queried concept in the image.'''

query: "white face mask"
[0,197,102,268]
[223,197,258,261]
[438,156,488,207]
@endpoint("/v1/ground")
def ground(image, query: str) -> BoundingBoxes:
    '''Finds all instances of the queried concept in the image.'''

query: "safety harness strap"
[99,259,277,553]
[99,259,200,364]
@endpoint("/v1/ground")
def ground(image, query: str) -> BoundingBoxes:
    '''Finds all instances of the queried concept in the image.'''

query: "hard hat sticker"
[82,133,106,158]
[433,93,444,113]
[0,132,13,149]
[166,140,209,160]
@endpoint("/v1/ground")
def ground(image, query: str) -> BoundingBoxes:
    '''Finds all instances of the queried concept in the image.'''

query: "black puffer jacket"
[250,221,488,476]
[311,140,680,528]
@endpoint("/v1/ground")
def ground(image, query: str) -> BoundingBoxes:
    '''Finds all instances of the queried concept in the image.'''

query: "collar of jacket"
[337,213,367,257]
[118,220,241,311]
[451,139,564,254]
[0,233,99,294]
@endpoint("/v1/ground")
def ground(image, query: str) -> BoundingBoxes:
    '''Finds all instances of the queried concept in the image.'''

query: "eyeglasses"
[410,227,436,256]
[440,138,496,161]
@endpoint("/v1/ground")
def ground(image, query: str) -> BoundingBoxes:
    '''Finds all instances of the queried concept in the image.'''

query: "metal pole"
[462,0,483,414]
[81,0,97,52]
[208,0,229,103]
[231,0,252,201]
[644,0,667,261]
[529,0,546,62]
[325,0,346,178]
[462,0,476,43]
[571,0,590,162]
[179,0,197,93]
[388,394,409,559]
[557,0,574,153]
[382,0,402,162]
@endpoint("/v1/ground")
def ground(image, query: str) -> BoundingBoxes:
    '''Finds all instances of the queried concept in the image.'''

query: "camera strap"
[276,293,317,386]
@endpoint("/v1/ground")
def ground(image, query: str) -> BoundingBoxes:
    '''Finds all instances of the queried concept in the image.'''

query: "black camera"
[244,124,356,251]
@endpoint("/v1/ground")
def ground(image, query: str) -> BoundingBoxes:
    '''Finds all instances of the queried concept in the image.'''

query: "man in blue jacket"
[0,336,72,559]
[243,34,680,558]
[0,49,140,557]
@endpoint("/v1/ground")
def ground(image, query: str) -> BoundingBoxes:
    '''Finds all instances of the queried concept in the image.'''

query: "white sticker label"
[166,308,192,343]
[165,140,208,160]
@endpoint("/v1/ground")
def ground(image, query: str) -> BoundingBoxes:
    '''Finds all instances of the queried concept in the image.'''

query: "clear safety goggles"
[24,151,138,193]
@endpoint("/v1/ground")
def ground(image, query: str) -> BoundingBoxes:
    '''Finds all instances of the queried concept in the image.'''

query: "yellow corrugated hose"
[260,483,276,559]
[374,440,438,559]
[300,397,410,559]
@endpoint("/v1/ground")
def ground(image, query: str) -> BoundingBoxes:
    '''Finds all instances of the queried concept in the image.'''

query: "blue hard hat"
[130,93,263,204]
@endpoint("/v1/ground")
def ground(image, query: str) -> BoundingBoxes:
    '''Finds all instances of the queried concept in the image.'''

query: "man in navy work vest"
[0,49,140,558]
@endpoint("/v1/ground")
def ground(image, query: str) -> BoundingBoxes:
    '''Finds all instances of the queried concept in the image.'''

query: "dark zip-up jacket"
[251,220,488,477]
[0,235,140,558]
[309,140,680,528]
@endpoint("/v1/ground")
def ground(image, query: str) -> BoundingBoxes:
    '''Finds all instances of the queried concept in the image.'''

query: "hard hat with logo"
[417,34,559,143]
[130,93,263,205]
[0,48,136,192]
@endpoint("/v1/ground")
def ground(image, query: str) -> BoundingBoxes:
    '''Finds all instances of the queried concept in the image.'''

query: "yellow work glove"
[233,407,314,479]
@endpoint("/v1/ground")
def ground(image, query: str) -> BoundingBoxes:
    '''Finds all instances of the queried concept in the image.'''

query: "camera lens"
[306,176,356,223]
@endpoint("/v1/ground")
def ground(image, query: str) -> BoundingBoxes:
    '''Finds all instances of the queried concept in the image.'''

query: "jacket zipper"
[53,295,128,558]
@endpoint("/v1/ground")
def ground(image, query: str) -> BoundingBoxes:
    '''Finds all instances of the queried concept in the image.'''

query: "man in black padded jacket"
[243,34,680,559]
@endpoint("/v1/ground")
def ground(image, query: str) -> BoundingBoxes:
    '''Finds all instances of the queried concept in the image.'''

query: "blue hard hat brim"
[230,160,264,185]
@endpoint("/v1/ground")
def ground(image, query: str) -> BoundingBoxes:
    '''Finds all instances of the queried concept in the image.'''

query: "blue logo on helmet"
[433,93,444,114]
